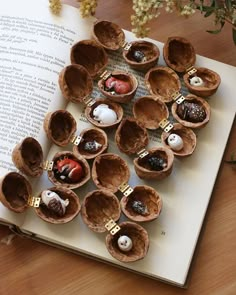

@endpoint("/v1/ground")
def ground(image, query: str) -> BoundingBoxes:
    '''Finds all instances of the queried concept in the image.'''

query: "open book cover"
[0,0,235,287]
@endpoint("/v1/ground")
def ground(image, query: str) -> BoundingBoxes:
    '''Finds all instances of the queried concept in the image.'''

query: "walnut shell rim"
[92,20,125,51]
[73,127,108,160]
[163,36,196,73]
[0,172,31,213]
[98,71,138,104]
[183,67,221,97]
[48,151,90,190]
[133,96,169,129]
[161,123,197,157]
[106,221,149,262]
[35,187,81,224]
[120,185,162,222]
[123,40,160,72]
[12,137,43,178]
[171,95,211,129]
[81,189,121,233]
[92,153,130,193]
[145,66,181,104]
[44,110,77,147]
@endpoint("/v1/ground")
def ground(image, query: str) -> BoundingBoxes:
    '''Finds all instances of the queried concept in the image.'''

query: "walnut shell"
[85,98,123,129]
[183,67,221,97]
[97,71,138,103]
[123,40,160,72]
[133,96,169,129]
[48,151,90,190]
[92,20,125,50]
[133,147,174,180]
[35,187,81,224]
[81,189,121,232]
[145,66,181,103]
[161,123,197,157]
[163,36,196,73]
[44,110,77,147]
[171,95,211,129]
[73,127,108,160]
[58,64,93,103]
[120,185,162,222]
[12,137,43,177]
[115,117,149,155]
[105,221,149,262]
[92,153,130,193]
[0,172,31,213]
[70,39,108,79]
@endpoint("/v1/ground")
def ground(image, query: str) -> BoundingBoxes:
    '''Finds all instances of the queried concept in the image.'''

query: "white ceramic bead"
[93,104,117,125]
[117,235,133,252]
[167,133,184,151]
[189,76,204,87]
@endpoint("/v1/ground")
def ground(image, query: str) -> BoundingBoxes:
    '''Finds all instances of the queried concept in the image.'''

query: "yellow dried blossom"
[79,0,97,18]
[49,0,62,15]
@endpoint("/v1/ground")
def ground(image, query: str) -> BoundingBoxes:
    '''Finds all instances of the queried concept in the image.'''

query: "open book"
[0,0,235,287]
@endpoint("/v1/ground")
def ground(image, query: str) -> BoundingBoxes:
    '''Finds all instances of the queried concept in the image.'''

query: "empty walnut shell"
[133,96,169,129]
[98,71,138,103]
[163,36,196,73]
[161,123,197,157]
[12,137,43,178]
[115,117,149,155]
[44,110,77,146]
[123,40,160,72]
[92,153,130,193]
[133,147,174,180]
[120,185,162,222]
[106,221,149,262]
[70,39,108,79]
[0,172,31,213]
[58,64,93,103]
[73,127,108,160]
[81,189,121,233]
[35,186,81,224]
[183,67,221,97]
[171,94,211,129]
[92,20,125,50]
[145,66,181,104]
[85,98,123,129]
[48,151,90,190]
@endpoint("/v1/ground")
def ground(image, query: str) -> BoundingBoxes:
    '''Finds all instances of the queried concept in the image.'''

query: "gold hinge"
[171,91,186,104]
[70,135,83,146]
[83,96,96,107]
[137,148,149,159]
[186,65,197,76]
[122,41,132,51]
[27,196,41,207]
[99,70,111,81]
[118,182,133,197]
[159,118,174,133]
[105,219,120,235]
[43,160,54,171]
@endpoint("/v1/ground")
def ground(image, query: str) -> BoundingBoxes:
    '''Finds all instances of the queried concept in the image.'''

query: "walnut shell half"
[106,221,149,262]
[12,137,43,177]
[70,39,108,79]
[115,117,149,155]
[35,187,81,224]
[0,172,31,213]
[133,147,174,180]
[48,151,90,190]
[133,96,169,129]
[145,66,181,104]
[92,153,130,193]
[81,189,121,233]
[98,71,138,103]
[120,185,162,222]
[58,64,93,103]
[92,20,125,50]
[183,67,221,97]
[163,36,196,73]
[44,110,77,146]
[123,40,160,72]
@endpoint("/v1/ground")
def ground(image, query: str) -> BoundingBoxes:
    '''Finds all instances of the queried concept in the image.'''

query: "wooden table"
[0,1,235,294]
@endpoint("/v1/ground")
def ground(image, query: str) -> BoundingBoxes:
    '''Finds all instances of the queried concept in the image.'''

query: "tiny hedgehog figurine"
[84,140,102,153]
[132,200,149,215]
[41,190,69,217]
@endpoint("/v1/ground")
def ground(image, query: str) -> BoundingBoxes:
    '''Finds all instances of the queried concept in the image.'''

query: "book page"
[21,20,236,287]
[0,0,94,225]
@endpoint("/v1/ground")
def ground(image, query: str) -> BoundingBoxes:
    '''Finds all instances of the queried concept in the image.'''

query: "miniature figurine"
[41,190,69,217]
[84,140,102,153]
[117,235,133,252]
[189,76,204,87]
[133,50,146,63]
[177,101,206,123]
[148,156,167,171]
[93,104,117,125]
[105,76,132,94]
[55,157,84,182]
[167,133,184,151]
[132,200,149,215]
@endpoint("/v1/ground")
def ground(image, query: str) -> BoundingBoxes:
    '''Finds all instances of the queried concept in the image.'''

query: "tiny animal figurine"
[167,133,184,151]
[148,156,167,171]
[105,77,132,94]
[133,50,146,63]
[41,190,69,216]
[177,101,206,123]
[55,157,84,182]
[132,200,149,215]
[117,235,133,252]
[84,140,102,153]
[93,104,117,125]
[189,76,204,87]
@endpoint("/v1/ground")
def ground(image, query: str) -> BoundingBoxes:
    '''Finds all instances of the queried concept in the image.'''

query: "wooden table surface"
[0,1,235,294]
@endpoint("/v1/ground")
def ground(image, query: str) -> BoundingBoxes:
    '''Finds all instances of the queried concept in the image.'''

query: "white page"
[21,19,236,287]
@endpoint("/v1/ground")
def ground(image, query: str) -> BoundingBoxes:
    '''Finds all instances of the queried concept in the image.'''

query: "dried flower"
[49,0,62,15]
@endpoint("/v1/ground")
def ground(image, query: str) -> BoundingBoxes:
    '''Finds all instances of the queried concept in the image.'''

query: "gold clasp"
[171,91,186,104]
[43,160,54,171]
[159,118,173,133]
[105,219,121,235]
[118,182,133,197]
[70,135,83,146]
[27,196,41,207]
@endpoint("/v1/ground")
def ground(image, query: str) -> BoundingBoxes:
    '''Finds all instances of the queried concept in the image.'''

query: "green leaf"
[233,28,236,45]
[225,0,232,10]
[204,9,214,17]
[206,21,225,34]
